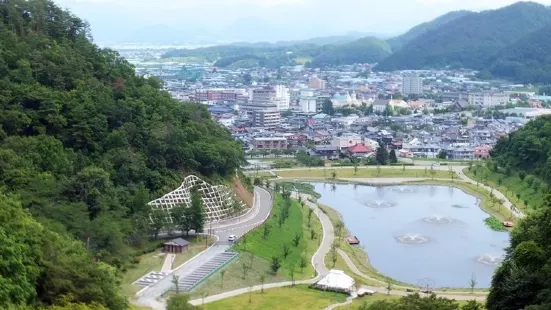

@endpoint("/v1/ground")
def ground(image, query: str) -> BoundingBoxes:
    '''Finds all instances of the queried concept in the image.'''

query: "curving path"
[188,192,335,306]
[134,186,273,310]
[336,250,487,302]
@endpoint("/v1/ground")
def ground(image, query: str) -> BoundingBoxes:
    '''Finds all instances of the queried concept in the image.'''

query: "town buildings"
[468,92,509,108]
[309,76,326,89]
[402,72,423,96]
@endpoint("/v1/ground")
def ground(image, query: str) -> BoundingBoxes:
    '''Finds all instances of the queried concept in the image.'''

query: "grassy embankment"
[190,193,323,298]
[256,166,457,179]
[122,235,216,297]
[203,285,346,310]
[464,165,546,212]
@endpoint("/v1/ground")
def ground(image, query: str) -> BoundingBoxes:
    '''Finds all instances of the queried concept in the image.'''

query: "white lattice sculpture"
[149,175,247,224]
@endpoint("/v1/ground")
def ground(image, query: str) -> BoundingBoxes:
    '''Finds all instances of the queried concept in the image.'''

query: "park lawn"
[129,304,152,310]
[203,285,347,310]
[121,250,166,297]
[339,294,401,309]
[275,167,455,179]
[235,193,322,280]
[339,295,482,309]
[464,166,544,211]
[172,235,216,269]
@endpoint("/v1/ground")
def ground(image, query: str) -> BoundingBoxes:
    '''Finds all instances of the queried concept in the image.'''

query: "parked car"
[228,235,237,242]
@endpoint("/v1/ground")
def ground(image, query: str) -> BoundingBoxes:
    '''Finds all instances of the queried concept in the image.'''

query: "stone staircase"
[177,251,238,291]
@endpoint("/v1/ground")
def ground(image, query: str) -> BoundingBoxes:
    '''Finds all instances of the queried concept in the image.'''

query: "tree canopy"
[0,0,244,308]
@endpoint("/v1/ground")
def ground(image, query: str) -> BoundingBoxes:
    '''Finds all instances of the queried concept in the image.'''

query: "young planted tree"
[282,243,291,259]
[469,273,477,294]
[335,220,345,238]
[354,163,359,175]
[389,149,398,164]
[241,261,249,279]
[331,170,337,181]
[262,223,270,239]
[299,255,308,273]
[270,256,281,274]
[289,264,296,286]
[376,165,382,177]
[386,281,392,295]
[259,274,266,293]
[292,233,301,247]
[172,275,180,294]
[220,270,226,288]
[310,229,316,240]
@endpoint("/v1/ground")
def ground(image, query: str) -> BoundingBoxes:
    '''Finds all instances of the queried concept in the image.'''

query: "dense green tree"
[189,188,205,233]
[389,149,398,164]
[322,98,335,115]
[0,193,126,309]
[487,200,551,310]
[375,145,389,165]
[0,0,245,307]
[357,293,483,309]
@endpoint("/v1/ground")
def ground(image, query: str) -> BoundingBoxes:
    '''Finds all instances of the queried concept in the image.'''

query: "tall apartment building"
[468,92,509,108]
[274,85,291,111]
[241,86,281,129]
[299,89,317,113]
[402,73,423,96]
[309,76,326,89]
[251,108,281,129]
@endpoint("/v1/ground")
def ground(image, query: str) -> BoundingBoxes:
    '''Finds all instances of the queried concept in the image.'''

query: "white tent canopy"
[314,269,355,293]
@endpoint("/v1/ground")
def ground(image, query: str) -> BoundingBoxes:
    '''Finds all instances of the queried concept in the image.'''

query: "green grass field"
[235,194,321,279]
[203,285,347,310]
[187,193,323,298]
[274,167,456,179]
[464,166,544,211]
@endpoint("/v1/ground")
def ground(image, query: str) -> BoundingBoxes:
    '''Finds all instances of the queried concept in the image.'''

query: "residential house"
[253,137,288,150]
[313,145,340,160]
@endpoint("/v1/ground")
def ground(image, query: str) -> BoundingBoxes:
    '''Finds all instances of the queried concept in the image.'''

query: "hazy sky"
[54,0,551,43]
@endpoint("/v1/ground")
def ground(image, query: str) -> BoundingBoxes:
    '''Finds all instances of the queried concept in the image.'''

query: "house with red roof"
[346,143,375,158]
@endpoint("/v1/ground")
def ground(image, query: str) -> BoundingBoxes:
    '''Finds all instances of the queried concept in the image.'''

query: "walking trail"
[187,169,515,308]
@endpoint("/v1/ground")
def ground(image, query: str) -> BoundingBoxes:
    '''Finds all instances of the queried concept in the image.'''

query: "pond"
[312,183,509,288]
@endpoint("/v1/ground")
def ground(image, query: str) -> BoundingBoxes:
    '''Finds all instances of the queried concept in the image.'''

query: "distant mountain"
[309,37,392,67]
[376,2,551,71]
[386,10,473,51]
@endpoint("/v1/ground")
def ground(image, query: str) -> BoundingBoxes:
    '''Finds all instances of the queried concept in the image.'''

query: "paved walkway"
[133,187,273,310]
[337,249,487,302]
[188,192,335,306]
[160,254,175,273]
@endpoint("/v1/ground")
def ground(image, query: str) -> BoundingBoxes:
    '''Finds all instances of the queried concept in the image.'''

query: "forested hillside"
[163,36,392,68]
[377,2,551,73]
[489,23,551,84]
[386,10,473,51]
[490,115,551,184]
[308,37,392,67]
[486,116,551,309]
[0,0,243,308]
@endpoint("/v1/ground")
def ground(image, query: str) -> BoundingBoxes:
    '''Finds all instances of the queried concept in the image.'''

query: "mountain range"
[163,1,551,84]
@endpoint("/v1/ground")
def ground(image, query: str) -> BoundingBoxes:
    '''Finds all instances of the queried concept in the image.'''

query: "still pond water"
[312,183,509,288]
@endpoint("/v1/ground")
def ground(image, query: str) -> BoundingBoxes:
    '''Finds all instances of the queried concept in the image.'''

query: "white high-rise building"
[299,89,317,113]
[402,72,423,96]
[274,85,290,111]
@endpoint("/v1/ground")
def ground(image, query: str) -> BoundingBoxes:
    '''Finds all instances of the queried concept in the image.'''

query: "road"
[134,186,273,310]
[188,192,335,306]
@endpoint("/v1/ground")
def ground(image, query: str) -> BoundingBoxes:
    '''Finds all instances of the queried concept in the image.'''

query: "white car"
[228,235,237,242]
